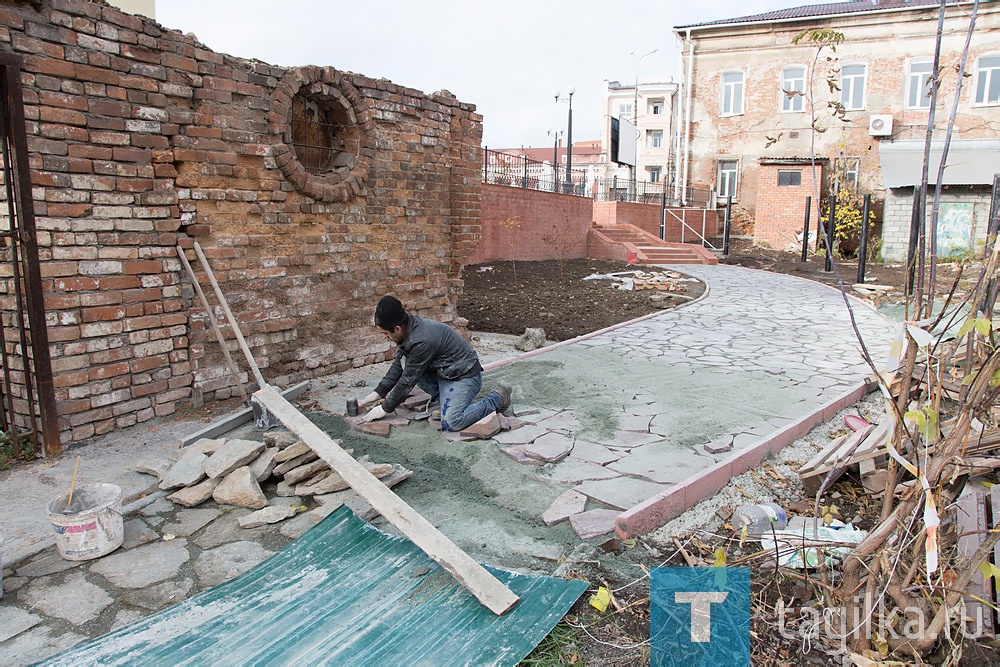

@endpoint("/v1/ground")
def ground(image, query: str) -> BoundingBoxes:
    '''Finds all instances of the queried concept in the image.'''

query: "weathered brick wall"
[2,0,482,445]
[467,183,590,264]
[754,164,822,251]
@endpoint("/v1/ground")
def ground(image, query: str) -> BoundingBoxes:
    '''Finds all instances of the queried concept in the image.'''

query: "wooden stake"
[67,456,80,510]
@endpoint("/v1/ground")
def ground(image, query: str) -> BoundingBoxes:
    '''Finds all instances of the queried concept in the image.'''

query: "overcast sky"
[155,0,831,149]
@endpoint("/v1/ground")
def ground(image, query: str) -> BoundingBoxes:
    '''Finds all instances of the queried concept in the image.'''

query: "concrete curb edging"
[615,379,874,540]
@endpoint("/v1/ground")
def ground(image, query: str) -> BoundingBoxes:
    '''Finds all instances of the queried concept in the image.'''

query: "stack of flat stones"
[137,431,411,529]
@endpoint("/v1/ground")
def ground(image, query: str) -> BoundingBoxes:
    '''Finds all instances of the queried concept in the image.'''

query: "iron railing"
[483,148,590,197]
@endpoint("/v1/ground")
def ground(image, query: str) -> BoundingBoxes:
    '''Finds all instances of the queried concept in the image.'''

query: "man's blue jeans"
[416,371,502,432]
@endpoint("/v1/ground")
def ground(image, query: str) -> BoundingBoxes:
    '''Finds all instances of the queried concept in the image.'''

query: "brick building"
[673,0,1000,258]
[0,0,482,449]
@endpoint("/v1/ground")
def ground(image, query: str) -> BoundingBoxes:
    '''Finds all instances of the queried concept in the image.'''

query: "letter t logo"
[674,592,729,642]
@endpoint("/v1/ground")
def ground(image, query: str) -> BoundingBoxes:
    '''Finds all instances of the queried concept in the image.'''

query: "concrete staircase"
[590,224,718,265]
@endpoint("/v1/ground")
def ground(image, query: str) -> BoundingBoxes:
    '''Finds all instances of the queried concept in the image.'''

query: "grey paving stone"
[533,458,620,485]
[595,430,665,450]
[523,432,574,463]
[542,489,588,526]
[609,445,713,485]
[121,518,161,549]
[19,571,113,624]
[109,609,147,632]
[574,477,670,511]
[122,577,195,611]
[570,440,622,465]
[161,508,223,537]
[0,626,86,665]
[0,606,42,643]
[194,541,274,587]
[15,552,82,579]
[491,424,550,446]
[139,497,175,516]
[616,413,653,432]
[89,539,190,589]
[192,509,266,549]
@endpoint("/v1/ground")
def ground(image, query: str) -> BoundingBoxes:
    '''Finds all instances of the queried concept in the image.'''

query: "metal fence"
[483,148,590,197]
[593,177,713,208]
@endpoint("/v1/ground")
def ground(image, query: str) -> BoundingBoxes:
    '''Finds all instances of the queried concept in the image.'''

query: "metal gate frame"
[0,52,60,458]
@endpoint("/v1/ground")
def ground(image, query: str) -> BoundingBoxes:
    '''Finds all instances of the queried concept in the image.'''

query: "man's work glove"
[359,391,382,407]
[362,405,387,423]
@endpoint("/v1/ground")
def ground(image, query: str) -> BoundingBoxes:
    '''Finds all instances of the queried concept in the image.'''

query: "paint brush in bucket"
[66,456,81,512]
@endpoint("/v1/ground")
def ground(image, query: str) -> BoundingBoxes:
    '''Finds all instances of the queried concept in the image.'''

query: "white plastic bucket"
[46,483,124,561]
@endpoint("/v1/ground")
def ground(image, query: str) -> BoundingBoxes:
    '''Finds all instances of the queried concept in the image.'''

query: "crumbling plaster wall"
[1,0,482,444]
[682,4,1000,221]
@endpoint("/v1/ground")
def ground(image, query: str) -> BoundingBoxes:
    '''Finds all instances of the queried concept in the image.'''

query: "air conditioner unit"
[868,114,893,137]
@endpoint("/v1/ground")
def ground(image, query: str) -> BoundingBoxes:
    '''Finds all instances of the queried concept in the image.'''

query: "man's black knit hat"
[374,295,407,330]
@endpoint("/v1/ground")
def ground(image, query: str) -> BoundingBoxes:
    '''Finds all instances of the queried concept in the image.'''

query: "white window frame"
[647,130,663,148]
[780,65,806,113]
[974,54,1000,106]
[650,99,664,115]
[619,102,633,119]
[720,71,744,116]
[840,63,867,111]
[717,159,739,199]
[905,59,933,109]
[648,166,661,183]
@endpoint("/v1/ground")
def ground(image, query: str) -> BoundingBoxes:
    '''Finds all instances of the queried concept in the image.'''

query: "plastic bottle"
[733,503,788,537]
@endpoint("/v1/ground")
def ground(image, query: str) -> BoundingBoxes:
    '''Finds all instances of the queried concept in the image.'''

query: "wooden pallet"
[798,423,888,495]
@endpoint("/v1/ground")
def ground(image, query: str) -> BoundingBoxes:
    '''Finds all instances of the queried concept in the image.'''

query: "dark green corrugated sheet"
[43,506,587,666]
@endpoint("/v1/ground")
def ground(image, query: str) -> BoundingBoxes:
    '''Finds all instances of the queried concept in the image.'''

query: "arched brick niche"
[270,66,373,202]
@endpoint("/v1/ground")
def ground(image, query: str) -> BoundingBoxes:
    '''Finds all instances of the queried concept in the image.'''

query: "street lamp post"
[555,87,575,194]
[546,128,563,193]
[630,49,658,191]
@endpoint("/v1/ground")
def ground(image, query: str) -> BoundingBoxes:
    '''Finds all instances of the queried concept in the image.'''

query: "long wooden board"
[179,381,310,447]
[253,384,520,615]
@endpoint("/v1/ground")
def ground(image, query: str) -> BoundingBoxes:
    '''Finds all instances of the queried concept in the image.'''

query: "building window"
[717,159,739,199]
[840,64,867,111]
[619,103,633,119]
[650,99,664,115]
[648,166,661,182]
[906,60,933,109]
[777,170,802,187]
[647,130,663,148]
[974,55,1000,105]
[833,157,860,192]
[780,66,806,112]
[721,72,744,116]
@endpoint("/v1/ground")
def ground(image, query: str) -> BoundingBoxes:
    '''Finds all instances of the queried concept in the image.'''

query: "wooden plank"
[955,490,995,637]
[180,381,310,447]
[799,424,882,494]
[253,384,520,615]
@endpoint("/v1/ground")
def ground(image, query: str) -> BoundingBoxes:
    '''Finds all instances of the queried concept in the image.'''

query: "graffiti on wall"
[937,202,974,257]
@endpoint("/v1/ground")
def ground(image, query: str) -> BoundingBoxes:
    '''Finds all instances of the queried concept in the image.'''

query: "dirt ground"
[460,259,706,341]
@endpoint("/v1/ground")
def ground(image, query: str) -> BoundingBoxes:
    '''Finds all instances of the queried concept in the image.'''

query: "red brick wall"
[592,201,721,242]
[467,184,591,264]
[2,0,482,444]
[754,164,822,250]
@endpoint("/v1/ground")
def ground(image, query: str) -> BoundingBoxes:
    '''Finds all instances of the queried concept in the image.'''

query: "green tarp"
[44,506,587,666]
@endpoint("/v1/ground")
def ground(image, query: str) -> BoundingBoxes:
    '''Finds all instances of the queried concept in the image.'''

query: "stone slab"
[608,444,713,485]
[570,440,622,465]
[533,457,620,484]
[161,508,223,537]
[19,571,113,624]
[595,430,665,450]
[523,432,574,463]
[569,509,620,540]
[574,477,671,511]
[499,445,545,465]
[542,489,588,526]
[491,424,549,446]
[193,541,274,588]
[0,606,42,643]
[89,539,191,589]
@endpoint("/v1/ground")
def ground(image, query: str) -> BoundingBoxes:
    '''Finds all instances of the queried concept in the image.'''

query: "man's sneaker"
[493,382,512,413]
